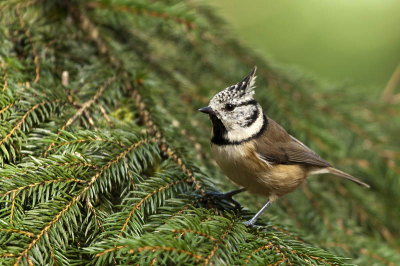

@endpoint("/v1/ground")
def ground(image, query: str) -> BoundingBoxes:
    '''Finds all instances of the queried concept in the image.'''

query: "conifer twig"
[0,229,34,237]
[171,229,216,242]
[244,243,274,265]
[0,100,60,147]
[0,102,15,115]
[2,162,97,180]
[203,220,235,265]
[86,2,196,29]
[49,138,125,151]
[360,248,397,266]
[45,232,57,266]
[119,179,188,236]
[131,89,204,194]
[124,158,137,192]
[1,178,86,197]
[87,197,103,231]
[99,105,114,128]
[382,63,400,103]
[9,192,16,225]
[95,245,204,261]
[43,76,116,157]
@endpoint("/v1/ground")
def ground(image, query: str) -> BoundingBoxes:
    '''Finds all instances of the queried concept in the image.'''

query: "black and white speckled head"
[199,67,267,145]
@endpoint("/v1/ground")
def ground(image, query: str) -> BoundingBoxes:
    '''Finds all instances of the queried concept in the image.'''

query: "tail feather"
[326,167,370,188]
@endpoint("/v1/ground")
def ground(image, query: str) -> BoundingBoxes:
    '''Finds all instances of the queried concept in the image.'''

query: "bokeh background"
[210,0,400,89]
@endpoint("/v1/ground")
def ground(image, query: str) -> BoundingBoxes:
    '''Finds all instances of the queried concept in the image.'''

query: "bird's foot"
[242,199,271,228]
[203,188,246,209]
[242,219,264,229]
[243,219,257,228]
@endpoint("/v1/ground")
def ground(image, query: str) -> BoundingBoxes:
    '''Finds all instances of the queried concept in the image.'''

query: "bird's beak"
[198,106,215,115]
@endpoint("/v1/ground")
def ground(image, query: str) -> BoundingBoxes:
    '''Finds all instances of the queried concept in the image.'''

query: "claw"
[203,188,246,209]
[242,221,263,229]
[242,219,257,227]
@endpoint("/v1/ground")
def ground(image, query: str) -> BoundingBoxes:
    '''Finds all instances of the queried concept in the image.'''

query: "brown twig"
[43,76,116,157]
[10,192,16,225]
[243,243,274,265]
[119,179,187,236]
[0,229,34,237]
[1,178,86,197]
[0,100,60,147]
[360,248,396,266]
[86,2,196,29]
[171,229,216,242]
[131,90,203,194]
[87,197,103,231]
[382,63,400,103]
[83,109,98,131]
[49,138,125,151]
[99,105,114,128]
[124,158,136,192]
[0,102,15,115]
[2,162,97,180]
[45,232,57,265]
[203,220,235,265]
[95,245,203,261]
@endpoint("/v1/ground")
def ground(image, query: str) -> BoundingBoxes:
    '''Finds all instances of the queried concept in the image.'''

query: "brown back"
[255,117,332,168]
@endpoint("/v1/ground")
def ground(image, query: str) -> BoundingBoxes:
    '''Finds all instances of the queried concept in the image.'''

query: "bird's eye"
[225,104,235,111]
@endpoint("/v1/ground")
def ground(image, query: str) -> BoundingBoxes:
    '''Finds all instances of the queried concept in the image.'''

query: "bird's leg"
[243,199,270,227]
[204,188,247,208]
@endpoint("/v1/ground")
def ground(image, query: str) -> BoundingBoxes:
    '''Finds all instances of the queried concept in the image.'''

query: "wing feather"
[255,117,331,168]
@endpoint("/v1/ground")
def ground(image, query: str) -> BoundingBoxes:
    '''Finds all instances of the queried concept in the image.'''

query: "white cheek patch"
[225,111,264,142]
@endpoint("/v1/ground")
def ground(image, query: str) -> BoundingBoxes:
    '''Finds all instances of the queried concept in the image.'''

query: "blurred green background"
[209,0,400,88]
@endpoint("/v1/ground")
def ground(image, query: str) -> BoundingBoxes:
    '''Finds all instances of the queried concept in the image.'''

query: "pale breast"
[210,143,269,193]
[210,142,308,201]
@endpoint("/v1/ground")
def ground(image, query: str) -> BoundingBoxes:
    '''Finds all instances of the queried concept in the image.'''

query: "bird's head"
[199,67,265,144]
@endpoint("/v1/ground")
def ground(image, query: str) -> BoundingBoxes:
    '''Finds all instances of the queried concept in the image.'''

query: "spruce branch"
[0,100,60,147]
[203,219,235,265]
[86,197,103,232]
[382,63,400,103]
[43,76,116,157]
[0,178,86,198]
[119,178,189,236]
[243,242,274,265]
[0,103,15,117]
[98,105,113,128]
[12,137,155,265]
[0,99,62,164]
[0,229,34,238]
[71,3,205,195]
[95,244,204,262]
[130,89,204,194]
[86,2,196,29]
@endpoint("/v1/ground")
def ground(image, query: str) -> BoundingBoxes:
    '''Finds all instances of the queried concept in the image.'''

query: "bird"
[198,66,370,227]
